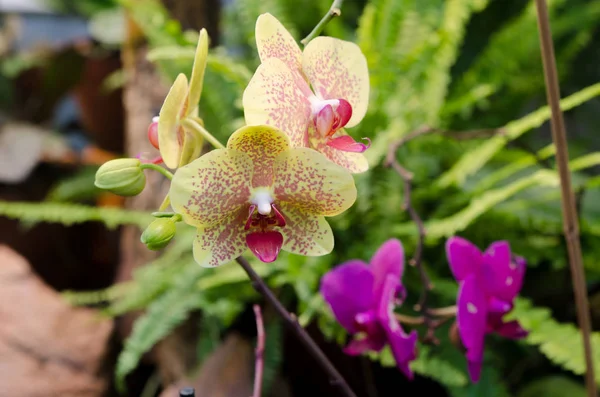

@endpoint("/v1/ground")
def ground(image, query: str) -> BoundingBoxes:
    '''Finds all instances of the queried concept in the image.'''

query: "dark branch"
[236,257,357,397]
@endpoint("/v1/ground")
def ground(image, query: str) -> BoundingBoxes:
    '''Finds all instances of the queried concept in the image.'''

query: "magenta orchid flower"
[320,239,418,378]
[169,125,357,267]
[243,13,370,174]
[446,236,528,383]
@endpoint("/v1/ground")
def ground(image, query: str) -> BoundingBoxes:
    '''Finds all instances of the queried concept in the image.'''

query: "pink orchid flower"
[169,125,357,267]
[446,237,528,383]
[320,239,418,378]
[243,13,370,174]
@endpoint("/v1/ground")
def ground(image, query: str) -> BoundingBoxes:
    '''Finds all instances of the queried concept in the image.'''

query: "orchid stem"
[140,163,173,180]
[534,1,597,395]
[300,0,344,46]
[252,305,265,397]
[235,256,357,397]
[386,130,436,341]
[182,118,226,150]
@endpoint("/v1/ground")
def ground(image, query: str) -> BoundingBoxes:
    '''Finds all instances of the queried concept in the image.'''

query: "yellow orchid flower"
[243,13,370,174]
[169,125,357,267]
[147,28,209,169]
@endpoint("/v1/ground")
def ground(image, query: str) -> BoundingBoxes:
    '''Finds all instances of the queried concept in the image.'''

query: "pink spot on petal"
[327,136,371,153]
[246,231,284,263]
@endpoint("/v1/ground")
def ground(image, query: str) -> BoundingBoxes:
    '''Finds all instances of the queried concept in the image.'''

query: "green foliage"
[46,166,102,203]
[507,298,600,382]
[115,262,206,391]
[0,201,152,229]
[517,376,587,397]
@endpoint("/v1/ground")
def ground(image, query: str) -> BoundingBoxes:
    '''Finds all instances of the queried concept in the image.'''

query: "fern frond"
[507,298,600,382]
[115,263,206,391]
[436,82,600,188]
[410,346,469,387]
[395,170,559,241]
[62,282,133,306]
[0,201,152,229]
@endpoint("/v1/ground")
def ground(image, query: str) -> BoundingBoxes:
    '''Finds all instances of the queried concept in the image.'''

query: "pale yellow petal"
[243,57,312,148]
[192,212,248,267]
[303,37,369,128]
[158,73,189,169]
[169,148,252,228]
[186,28,209,115]
[255,13,302,74]
[227,125,290,187]
[279,203,333,256]
[273,147,357,216]
[178,128,203,167]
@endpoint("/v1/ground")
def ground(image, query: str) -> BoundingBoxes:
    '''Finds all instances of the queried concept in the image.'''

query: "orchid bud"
[141,218,176,250]
[95,158,146,196]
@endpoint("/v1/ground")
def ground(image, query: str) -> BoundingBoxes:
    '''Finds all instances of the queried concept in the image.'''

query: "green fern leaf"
[115,263,206,392]
[506,298,600,382]
[0,201,152,229]
[436,82,600,188]
[411,346,469,387]
[395,170,559,241]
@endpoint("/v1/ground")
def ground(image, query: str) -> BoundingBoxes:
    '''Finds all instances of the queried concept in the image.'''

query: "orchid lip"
[246,231,283,263]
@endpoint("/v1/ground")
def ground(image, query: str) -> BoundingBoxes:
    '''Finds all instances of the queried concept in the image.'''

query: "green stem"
[300,0,344,46]
[140,163,173,180]
[182,117,226,149]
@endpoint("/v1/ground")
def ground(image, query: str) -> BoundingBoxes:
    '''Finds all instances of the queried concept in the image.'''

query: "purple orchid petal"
[344,334,386,355]
[495,320,528,340]
[457,274,487,383]
[320,261,375,333]
[377,274,417,379]
[246,231,283,263]
[370,239,405,301]
[446,236,483,281]
[482,241,525,301]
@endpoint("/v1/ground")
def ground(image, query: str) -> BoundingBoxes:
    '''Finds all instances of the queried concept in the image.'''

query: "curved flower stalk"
[243,13,371,174]
[446,237,528,383]
[320,239,418,378]
[169,125,357,267]
[147,28,210,169]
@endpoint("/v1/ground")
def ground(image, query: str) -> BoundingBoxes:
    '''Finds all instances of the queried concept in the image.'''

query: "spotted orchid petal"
[169,148,252,228]
[446,236,483,282]
[370,239,404,301]
[186,28,209,117]
[482,241,525,302]
[243,58,313,148]
[158,73,189,169]
[273,147,357,216]
[279,203,334,256]
[192,211,248,267]
[302,37,369,128]
[309,127,369,173]
[227,125,291,187]
[377,274,417,379]
[457,275,487,383]
[320,260,375,333]
[255,13,303,75]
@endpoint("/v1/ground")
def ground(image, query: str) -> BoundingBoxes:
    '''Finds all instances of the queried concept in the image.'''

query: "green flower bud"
[141,218,176,250]
[95,158,146,196]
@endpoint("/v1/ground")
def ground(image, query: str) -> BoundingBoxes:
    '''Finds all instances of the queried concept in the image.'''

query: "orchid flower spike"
[148,29,209,169]
[320,239,418,378]
[446,237,528,383]
[243,13,370,174]
[169,125,357,267]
